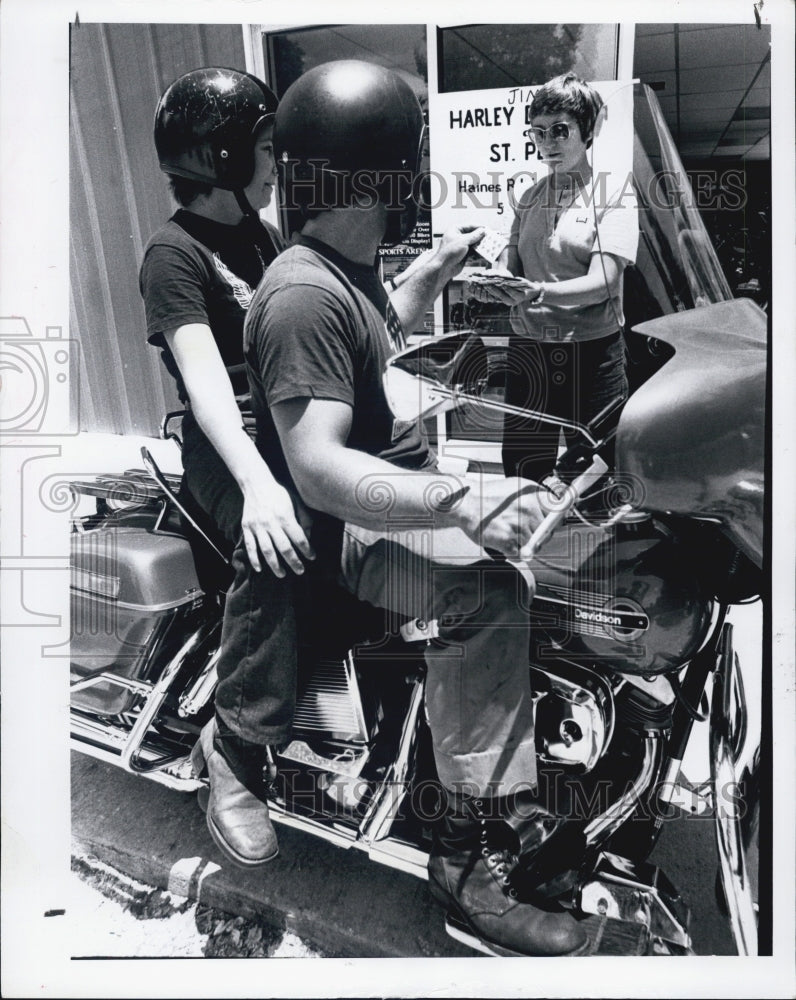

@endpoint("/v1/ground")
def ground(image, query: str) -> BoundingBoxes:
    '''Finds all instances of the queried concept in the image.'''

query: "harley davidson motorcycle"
[68,85,766,957]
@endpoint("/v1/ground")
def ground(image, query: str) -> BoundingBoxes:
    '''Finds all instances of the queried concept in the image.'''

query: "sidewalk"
[70,752,474,959]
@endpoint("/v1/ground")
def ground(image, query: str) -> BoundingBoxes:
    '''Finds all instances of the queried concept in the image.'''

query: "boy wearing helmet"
[140,68,312,869]
[237,60,587,957]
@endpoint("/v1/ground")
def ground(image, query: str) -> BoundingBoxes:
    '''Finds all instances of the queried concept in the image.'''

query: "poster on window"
[379,123,433,287]
[428,80,635,238]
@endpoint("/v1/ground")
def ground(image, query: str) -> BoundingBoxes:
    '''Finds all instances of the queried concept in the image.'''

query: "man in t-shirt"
[238,60,588,958]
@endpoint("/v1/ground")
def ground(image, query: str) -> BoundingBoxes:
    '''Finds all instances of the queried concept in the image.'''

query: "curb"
[71,752,474,959]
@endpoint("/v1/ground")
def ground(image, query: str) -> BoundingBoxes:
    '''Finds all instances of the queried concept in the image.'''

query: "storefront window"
[266,24,427,97]
[438,24,618,92]
[264,24,433,328]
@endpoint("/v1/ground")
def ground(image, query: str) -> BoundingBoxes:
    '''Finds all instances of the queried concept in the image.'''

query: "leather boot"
[498,786,587,902]
[191,717,279,867]
[427,793,588,957]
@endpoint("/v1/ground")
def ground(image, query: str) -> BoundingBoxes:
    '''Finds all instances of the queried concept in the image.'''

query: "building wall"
[69,22,246,435]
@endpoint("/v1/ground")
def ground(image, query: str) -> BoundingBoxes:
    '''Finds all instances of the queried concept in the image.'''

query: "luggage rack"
[70,449,229,565]
[70,467,182,507]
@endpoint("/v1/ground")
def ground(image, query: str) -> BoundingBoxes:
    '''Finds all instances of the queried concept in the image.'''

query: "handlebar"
[520,454,609,562]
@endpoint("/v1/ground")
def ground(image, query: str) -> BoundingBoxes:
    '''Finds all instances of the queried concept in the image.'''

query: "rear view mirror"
[383,331,600,447]
[383,332,489,423]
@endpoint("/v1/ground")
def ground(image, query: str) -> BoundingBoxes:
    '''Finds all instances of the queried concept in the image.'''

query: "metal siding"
[69,22,247,435]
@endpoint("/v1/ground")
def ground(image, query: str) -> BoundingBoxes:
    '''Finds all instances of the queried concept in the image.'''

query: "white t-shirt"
[508,172,639,342]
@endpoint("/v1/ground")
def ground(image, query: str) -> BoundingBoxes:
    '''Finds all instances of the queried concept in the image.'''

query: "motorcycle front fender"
[709,621,759,955]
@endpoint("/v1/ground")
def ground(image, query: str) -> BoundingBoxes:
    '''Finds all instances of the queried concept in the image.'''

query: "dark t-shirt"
[244,235,434,547]
[139,209,286,409]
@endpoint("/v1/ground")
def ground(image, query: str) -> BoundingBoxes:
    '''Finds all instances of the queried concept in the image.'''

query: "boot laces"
[483,847,519,894]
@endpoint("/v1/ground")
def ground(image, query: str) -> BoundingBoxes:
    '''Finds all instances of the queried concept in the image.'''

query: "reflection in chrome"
[710,623,758,955]
[584,736,663,847]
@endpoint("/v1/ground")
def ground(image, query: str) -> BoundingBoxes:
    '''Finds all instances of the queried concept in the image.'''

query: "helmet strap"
[234,190,280,269]
[234,187,258,219]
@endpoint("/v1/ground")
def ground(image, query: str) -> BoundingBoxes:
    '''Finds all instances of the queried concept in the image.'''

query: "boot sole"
[428,875,589,958]
[443,911,590,958]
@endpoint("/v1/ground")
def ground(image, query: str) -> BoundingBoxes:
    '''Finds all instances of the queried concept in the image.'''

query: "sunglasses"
[524,122,574,143]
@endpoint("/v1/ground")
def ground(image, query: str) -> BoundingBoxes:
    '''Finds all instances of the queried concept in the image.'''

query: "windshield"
[629,82,733,319]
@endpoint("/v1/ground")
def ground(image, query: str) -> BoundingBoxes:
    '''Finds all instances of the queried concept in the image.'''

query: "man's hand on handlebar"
[457,476,547,558]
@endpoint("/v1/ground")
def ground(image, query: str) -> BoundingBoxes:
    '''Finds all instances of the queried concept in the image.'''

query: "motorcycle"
[68,84,766,957]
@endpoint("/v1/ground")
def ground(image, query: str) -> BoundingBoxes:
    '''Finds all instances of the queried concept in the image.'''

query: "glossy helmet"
[154,67,279,191]
[274,60,426,245]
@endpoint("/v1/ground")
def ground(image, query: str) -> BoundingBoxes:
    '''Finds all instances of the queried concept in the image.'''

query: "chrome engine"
[530,660,615,771]
[281,646,616,779]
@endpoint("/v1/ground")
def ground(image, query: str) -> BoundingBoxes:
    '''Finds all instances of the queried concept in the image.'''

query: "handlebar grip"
[520,455,608,562]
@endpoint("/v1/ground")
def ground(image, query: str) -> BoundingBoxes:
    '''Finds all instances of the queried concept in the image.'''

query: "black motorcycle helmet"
[154,67,279,213]
[274,60,426,245]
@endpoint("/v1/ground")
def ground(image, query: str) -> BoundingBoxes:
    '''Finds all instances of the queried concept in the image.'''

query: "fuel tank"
[617,298,766,568]
[529,515,714,676]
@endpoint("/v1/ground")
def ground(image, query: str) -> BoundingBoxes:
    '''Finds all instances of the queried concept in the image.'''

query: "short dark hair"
[166,174,214,207]
[530,72,604,142]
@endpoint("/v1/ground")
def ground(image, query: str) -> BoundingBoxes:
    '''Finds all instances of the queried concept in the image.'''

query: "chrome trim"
[117,618,220,774]
[268,802,360,851]
[70,586,201,613]
[71,567,121,599]
[367,839,429,880]
[584,736,663,847]
[291,650,370,742]
[658,756,683,801]
[267,803,431,879]
[70,719,201,792]
[177,646,220,718]
[710,623,758,955]
[359,676,425,843]
[531,661,615,771]
[579,851,692,951]
[71,672,153,697]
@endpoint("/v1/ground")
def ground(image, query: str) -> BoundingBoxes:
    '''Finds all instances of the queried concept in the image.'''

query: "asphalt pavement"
[70,751,736,960]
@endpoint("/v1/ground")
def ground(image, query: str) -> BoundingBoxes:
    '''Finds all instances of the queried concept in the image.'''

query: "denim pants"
[340,520,538,798]
[502,330,628,482]
[213,541,298,745]
[179,413,298,746]
[180,411,244,549]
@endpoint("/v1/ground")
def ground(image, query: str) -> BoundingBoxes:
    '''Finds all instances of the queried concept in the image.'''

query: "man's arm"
[271,396,547,557]
[389,226,485,333]
[165,323,313,576]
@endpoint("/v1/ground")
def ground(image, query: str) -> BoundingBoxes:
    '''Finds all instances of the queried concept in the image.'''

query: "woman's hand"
[240,474,314,577]
[466,270,542,307]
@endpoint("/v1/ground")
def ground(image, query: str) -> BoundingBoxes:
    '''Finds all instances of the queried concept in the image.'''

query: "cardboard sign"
[428,80,635,237]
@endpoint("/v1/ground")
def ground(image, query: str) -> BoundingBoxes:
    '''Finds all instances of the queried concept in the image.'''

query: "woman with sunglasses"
[472,72,638,486]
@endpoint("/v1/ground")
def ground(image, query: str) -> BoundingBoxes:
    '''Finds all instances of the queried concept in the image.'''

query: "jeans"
[502,330,628,482]
[340,519,538,798]
[179,411,298,746]
[214,540,298,745]
[180,411,244,549]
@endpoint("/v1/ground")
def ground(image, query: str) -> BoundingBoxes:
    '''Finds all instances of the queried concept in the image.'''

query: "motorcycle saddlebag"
[70,513,204,715]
